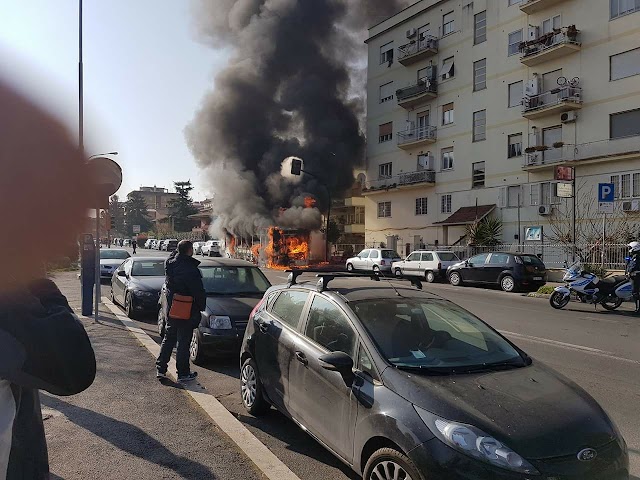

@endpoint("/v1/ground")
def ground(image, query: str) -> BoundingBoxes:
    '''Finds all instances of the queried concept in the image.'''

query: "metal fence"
[523,86,582,114]
[398,35,439,60]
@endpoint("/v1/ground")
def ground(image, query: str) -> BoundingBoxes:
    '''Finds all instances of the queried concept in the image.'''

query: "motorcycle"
[550,262,634,310]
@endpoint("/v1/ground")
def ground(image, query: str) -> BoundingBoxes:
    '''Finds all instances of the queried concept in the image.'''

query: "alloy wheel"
[190,331,199,360]
[370,460,413,480]
[501,275,515,292]
[346,263,354,272]
[425,271,435,283]
[394,268,402,278]
[449,272,461,286]
[241,363,257,407]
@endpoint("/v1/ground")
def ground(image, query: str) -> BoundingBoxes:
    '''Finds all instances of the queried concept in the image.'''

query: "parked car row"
[144,239,179,251]
[346,249,548,293]
[196,239,222,257]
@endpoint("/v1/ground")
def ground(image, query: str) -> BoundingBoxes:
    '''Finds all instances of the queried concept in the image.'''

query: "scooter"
[549,262,633,310]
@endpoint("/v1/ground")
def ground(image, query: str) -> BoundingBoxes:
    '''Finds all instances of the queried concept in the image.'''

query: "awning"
[434,204,496,226]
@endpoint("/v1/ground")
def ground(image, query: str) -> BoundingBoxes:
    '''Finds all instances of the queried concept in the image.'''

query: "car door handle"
[295,351,308,366]
[256,319,271,333]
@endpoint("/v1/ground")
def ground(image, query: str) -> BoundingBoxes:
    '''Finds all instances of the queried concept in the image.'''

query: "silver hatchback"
[346,248,402,274]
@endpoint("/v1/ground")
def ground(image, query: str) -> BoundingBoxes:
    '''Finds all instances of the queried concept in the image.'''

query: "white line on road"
[102,298,301,480]
[500,330,640,365]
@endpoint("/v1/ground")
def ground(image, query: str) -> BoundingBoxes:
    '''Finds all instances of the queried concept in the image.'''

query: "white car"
[392,250,461,283]
[345,248,401,274]
[201,240,222,257]
[144,238,156,249]
[193,241,203,255]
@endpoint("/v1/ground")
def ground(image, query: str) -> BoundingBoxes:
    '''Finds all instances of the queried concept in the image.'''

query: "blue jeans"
[156,319,194,377]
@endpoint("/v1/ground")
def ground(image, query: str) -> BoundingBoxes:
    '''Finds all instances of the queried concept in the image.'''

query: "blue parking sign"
[598,183,615,203]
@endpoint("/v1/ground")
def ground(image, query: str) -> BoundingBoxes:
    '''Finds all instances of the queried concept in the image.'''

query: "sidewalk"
[45,271,263,480]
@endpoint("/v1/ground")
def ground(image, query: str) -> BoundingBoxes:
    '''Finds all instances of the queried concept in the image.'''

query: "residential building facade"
[364,0,640,252]
[127,186,179,222]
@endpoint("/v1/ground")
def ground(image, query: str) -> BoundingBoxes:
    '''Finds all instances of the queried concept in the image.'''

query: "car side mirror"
[319,351,355,383]
[117,270,127,277]
[464,260,470,267]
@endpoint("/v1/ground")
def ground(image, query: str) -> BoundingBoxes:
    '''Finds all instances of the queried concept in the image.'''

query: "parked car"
[165,239,179,252]
[447,252,547,292]
[144,238,156,249]
[240,273,628,480]
[99,249,130,281]
[392,250,460,282]
[158,240,169,251]
[123,239,131,247]
[201,239,222,257]
[110,257,165,319]
[345,248,401,274]
[158,258,271,362]
[193,241,203,255]
[152,239,161,250]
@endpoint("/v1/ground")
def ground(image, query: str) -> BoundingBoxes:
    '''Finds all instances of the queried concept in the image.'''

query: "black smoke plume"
[186,0,410,236]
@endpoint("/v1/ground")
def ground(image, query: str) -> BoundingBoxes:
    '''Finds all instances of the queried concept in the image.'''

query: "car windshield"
[437,252,459,261]
[352,298,526,374]
[199,266,271,294]
[520,255,545,266]
[381,250,400,259]
[100,250,130,260]
[131,260,165,277]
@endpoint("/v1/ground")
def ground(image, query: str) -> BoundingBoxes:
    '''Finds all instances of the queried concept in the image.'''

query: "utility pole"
[572,166,577,262]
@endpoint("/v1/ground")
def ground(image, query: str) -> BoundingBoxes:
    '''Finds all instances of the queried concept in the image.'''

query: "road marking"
[102,298,301,480]
[500,330,640,365]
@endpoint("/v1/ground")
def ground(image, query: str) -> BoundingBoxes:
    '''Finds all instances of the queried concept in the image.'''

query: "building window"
[379,82,394,103]
[415,197,428,215]
[354,206,365,224]
[508,133,523,158]
[474,11,487,44]
[442,103,454,125]
[634,173,640,197]
[622,174,631,198]
[530,182,560,206]
[473,59,486,91]
[472,161,486,188]
[611,0,640,19]
[417,153,433,170]
[508,81,523,108]
[441,147,454,170]
[380,42,394,64]
[611,48,640,81]
[508,186,522,207]
[378,162,392,179]
[473,110,486,142]
[612,172,640,198]
[542,15,562,35]
[378,122,393,143]
[441,56,455,80]
[611,175,620,199]
[377,201,391,218]
[611,109,640,139]
[508,30,522,56]
[443,11,455,36]
[418,66,435,83]
[441,194,452,214]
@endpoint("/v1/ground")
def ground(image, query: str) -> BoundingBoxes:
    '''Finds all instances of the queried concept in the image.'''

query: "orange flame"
[265,227,310,270]
[304,196,316,208]
[228,235,236,255]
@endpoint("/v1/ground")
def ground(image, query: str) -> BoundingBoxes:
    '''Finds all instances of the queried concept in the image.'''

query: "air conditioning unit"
[622,200,640,212]
[538,205,552,215]
[525,78,540,96]
[528,26,540,41]
[561,111,577,123]
[406,28,417,39]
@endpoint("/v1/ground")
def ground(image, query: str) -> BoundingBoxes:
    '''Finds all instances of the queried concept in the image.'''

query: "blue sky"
[0,0,229,200]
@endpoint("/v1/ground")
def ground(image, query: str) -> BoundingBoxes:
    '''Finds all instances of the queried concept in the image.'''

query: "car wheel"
[125,293,137,319]
[157,309,166,338]
[425,271,435,283]
[449,271,463,286]
[240,358,270,415]
[189,330,206,365]
[363,448,421,480]
[500,275,517,292]
[373,265,381,275]
[394,268,402,278]
[346,263,354,272]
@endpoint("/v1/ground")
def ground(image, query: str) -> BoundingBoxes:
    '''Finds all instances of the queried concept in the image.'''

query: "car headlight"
[415,407,538,474]
[209,315,232,329]
[133,290,155,298]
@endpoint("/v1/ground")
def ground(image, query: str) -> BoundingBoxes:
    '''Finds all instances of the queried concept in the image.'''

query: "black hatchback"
[239,274,627,480]
[447,252,547,292]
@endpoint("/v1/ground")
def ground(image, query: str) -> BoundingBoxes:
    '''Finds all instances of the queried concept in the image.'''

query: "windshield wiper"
[394,365,452,376]
[453,360,527,374]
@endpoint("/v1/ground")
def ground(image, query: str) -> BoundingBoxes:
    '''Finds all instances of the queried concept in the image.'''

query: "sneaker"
[177,372,198,383]
[156,370,168,380]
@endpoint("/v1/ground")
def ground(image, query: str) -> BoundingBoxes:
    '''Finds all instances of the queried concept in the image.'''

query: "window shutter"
[379,122,393,136]
[498,187,508,208]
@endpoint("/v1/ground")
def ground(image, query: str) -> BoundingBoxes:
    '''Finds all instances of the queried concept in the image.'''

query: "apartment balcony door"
[417,111,430,139]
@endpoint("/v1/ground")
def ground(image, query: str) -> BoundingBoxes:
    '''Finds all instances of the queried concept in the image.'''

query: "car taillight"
[250,297,265,319]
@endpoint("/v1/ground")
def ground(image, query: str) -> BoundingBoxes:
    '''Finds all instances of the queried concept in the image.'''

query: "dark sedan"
[447,252,547,292]
[158,258,271,363]
[240,275,628,480]
[110,257,165,319]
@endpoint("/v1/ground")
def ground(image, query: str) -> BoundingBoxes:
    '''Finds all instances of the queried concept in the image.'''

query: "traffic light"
[290,158,302,176]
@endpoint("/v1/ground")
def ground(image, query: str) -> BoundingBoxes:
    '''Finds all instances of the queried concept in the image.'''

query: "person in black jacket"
[156,240,206,382]
[627,241,640,314]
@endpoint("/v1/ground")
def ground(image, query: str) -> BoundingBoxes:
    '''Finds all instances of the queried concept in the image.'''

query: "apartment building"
[127,186,179,221]
[364,0,640,252]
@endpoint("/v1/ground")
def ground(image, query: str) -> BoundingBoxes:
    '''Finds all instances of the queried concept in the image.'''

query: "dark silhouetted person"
[0,80,96,479]
[156,240,206,382]
[132,239,137,255]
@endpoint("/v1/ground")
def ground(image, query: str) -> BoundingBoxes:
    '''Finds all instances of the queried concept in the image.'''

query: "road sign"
[554,166,574,181]
[132,225,141,234]
[525,226,543,242]
[598,183,614,214]
[556,182,573,198]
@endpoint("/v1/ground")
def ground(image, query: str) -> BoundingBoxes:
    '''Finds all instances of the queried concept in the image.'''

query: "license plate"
[533,276,543,281]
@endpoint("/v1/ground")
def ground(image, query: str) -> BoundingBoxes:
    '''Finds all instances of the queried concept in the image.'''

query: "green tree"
[124,192,152,235]
[109,195,126,234]
[466,217,503,246]
[326,219,342,244]
[168,180,199,232]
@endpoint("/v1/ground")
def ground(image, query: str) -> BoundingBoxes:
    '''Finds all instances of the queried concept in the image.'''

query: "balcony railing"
[364,169,436,191]
[520,28,581,66]
[520,0,569,14]
[397,125,437,146]
[398,35,439,65]
[524,135,640,168]
[396,79,437,106]
[522,86,582,117]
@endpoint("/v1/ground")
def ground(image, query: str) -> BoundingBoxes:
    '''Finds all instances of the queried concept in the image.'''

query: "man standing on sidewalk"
[132,239,137,255]
[156,240,206,382]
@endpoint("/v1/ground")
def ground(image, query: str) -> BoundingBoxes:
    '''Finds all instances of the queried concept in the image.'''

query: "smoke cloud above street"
[186,0,409,236]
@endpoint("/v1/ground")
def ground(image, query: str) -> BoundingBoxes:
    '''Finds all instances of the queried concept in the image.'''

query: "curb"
[527,292,551,299]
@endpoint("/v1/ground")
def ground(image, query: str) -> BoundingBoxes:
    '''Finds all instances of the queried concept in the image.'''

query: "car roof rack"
[283,269,424,292]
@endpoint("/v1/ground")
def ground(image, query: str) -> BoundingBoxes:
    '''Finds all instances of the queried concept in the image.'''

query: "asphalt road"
[107,247,640,479]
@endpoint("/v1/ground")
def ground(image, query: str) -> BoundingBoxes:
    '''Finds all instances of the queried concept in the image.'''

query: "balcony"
[398,35,438,66]
[363,169,436,195]
[344,223,365,234]
[396,80,437,109]
[520,0,569,14]
[520,28,581,66]
[522,86,582,119]
[397,125,437,149]
[523,135,640,170]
